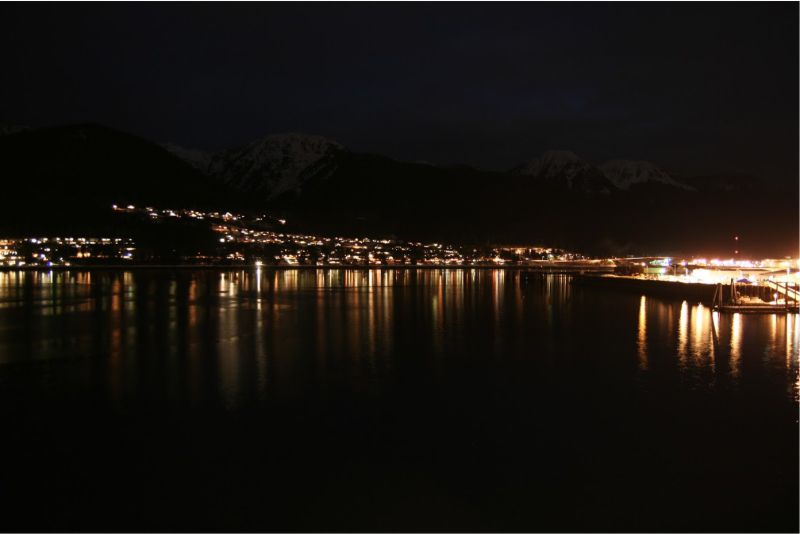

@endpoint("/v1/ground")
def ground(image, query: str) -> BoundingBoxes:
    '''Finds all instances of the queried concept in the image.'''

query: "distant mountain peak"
[208,132,345,199]
[162,143,213,172]
[514,149,610,192]
[514,149,696,193]
[533,150,589,183]
[599,159,694,191]
[0,122,30,136]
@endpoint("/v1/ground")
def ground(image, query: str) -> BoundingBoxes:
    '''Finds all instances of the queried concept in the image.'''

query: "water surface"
[0,269,797,531]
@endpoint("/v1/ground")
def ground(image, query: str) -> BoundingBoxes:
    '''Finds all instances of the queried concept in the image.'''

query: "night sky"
[1,3,797,182]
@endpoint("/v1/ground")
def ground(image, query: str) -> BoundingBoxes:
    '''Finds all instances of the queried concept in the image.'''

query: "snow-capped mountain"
[178,133,345,199]
[163,143,213,172]
[1,122,790,257]
[166,131,705,202]
[514,149,695,193]
[599,159,693,191]
[0,123,29,136]
[515,150,591,186]
[514,150,613,193]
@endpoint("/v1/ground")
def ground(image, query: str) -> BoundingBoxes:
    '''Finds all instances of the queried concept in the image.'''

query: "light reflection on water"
[0,269,797,407]
[637,295,648,371]
[1,268,796,533]
[633,291,799,398]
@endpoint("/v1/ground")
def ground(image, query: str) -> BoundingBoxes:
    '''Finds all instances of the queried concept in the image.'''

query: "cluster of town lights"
[112,203,586,266]
[0,204,795,278]
[0,237,135,267]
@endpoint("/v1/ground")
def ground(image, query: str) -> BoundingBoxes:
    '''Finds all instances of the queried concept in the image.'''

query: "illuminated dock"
[574,274,799,313]
[711,279,799,314]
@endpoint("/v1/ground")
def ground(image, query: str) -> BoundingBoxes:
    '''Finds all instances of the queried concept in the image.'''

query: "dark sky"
[1,3,797,181]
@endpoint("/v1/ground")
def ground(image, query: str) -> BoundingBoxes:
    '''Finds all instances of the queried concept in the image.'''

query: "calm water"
[0,269,797,531]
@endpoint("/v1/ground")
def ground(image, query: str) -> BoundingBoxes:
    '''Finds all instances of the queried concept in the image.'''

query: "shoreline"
[573,273,799,313]
[3,266,796,313]
[0,263,615,273]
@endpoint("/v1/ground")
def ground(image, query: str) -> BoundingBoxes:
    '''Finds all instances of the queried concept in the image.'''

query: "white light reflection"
[787,313,797,368]
[691,303,705,363]
[792,314,800,398]
[637,295,648,371]
[677,300,688,367]
[730,313,742,379]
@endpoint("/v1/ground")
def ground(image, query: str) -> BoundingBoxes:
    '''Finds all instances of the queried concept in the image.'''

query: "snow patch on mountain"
[516,150,591,188]
[163,143,213,172]
[209,133,344,199]
[599,159,694,191]
[0,123,29,136]
[515,149,695,192]
[514,150,614,193]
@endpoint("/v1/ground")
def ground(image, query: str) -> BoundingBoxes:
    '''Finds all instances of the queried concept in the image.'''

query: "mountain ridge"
[0,122,793,256]
[167,136,718,199]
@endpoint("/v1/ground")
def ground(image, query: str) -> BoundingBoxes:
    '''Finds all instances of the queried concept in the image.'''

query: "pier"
[573,274,799,313]
[712,279,799,314]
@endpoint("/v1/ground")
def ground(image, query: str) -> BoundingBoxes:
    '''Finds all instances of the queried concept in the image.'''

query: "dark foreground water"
[0,269,797,532]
